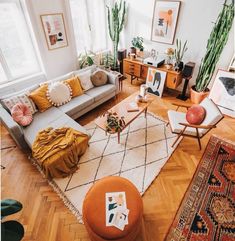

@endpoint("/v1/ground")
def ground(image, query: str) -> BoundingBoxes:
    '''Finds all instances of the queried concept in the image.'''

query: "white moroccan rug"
[32,112,181,222]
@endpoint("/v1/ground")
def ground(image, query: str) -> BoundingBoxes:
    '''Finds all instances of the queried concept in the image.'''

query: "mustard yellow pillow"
[64,77,83,98]
[28,84,52,112]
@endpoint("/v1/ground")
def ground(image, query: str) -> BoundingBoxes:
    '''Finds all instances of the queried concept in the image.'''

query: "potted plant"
[102,53,115,70]
[105,111,125,133]
[131,36,144,57]
[107,0,126,71]
[1,199,24,241]
[174,39,188,71]
[191,0,234,104]
[78,50,95,69]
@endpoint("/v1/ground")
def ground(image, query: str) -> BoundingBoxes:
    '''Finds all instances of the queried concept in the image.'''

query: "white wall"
[25,0,77,79]
[122,0,234,89]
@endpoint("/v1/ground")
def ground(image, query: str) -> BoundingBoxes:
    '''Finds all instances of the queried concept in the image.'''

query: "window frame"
[0,0,43,85]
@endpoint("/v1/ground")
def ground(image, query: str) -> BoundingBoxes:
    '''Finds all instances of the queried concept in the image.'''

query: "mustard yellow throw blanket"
[32,127,89,178]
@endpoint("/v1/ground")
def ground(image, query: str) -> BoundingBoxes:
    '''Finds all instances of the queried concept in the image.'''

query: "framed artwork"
[151,1,181,44]
[40,13,68,50]
[146,68,167,97]
[228,54,235,72]
[209,69,235,117]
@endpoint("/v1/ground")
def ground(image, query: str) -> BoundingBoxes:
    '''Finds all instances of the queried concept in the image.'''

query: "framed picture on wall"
[40,13,68,50]
[209,69,235,118]
[151,1,181,44]
[146,68,167,97]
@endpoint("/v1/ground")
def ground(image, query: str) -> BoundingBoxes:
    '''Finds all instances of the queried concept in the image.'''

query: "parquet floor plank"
[1,76,235,241]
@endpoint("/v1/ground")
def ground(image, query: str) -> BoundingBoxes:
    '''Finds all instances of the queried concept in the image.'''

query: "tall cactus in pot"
[107,0,126,70]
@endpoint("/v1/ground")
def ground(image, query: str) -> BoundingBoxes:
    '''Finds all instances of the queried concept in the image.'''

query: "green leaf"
[1,221,24,241]
[1,200,22,219]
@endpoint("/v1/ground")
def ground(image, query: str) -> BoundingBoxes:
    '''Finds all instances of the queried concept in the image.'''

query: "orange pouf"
[83,176,143,241]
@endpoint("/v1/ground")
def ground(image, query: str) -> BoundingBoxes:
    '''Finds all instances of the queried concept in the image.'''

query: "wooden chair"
[167,98,224,150]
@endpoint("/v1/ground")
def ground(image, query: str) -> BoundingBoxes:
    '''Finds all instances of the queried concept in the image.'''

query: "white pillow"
[47,82,72,107]
[76,69,94,91]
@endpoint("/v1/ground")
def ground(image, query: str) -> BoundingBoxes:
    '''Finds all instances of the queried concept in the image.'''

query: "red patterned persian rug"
[165,135,235,241]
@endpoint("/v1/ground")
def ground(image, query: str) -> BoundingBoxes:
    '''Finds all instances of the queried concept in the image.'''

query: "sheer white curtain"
[69,0,108,54]
[0,0,41,84]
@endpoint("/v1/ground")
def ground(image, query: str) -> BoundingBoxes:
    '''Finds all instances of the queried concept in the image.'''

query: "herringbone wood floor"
[1,77,235,241]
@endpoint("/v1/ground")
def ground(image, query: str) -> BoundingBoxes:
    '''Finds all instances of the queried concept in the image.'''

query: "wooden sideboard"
[123,58,182,89]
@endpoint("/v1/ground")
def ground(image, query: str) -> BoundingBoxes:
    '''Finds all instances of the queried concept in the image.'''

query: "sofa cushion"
[58,94,94,117]
[23,107,65,147]
[85,84,116,102]
[47,82,72,107]
[91,70,108,86]
[23,107,89,147]
[28,84,52,112]
[64,77,84,97]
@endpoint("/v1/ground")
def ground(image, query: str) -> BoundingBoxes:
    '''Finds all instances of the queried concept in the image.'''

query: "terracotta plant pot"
[190,85,209,104]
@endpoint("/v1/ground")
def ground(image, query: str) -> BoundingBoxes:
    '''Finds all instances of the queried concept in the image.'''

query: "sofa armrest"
[105,71,120,94]
[0,106,28,149]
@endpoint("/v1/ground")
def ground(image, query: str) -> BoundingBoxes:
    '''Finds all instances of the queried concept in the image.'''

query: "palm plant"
[107,0,126,69]
[195,0,234,92]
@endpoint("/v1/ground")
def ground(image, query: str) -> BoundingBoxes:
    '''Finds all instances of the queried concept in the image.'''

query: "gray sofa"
[0,66,119,150]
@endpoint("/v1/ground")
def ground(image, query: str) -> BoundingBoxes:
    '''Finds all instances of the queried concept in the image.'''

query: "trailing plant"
[1,199,24,241]
[78,50,95,69]
[107,0,126,69]
[195,0,234,92]
[132,36,144,51]
[174,39,188,64]
[104,111,125,133]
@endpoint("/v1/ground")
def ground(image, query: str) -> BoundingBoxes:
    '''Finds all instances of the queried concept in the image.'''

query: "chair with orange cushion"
[82,176,144,241]
[167,98,224,150]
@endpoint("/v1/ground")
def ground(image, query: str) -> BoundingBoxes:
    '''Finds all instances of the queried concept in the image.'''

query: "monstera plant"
[1,199,24,241]
[191,0,234,104]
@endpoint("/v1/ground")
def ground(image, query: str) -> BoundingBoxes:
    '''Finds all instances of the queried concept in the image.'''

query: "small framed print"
[209,69,235,117]
[40,13,68,50]
[146,68,167,97]
[151,1,181,44]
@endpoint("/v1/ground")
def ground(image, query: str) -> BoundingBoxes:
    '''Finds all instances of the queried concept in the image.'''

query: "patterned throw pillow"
[1,92,37,114]
[11,103,33,126]
[47,82,72,107]
[76,69,94,91]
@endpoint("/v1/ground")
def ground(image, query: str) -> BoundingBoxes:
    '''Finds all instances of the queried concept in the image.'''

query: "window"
[0,0,41,84]
[69,0,108,54]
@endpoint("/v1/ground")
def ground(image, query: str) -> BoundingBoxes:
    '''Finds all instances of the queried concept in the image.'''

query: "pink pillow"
[186,105,206,125]
[11,103,33,126]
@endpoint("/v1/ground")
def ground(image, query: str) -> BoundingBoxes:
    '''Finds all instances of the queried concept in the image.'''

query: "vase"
[130,47,136,55]
[190,85,209,104]
[174,61,184,72]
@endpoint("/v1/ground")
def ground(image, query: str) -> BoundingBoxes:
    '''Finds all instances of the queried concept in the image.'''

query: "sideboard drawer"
[166,72,182,89]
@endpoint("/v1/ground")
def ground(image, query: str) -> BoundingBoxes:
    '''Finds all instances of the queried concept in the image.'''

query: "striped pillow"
[1,93,37,114]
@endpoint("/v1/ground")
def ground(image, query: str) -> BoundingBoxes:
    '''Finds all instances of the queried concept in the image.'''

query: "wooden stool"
[83,176,143,241]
